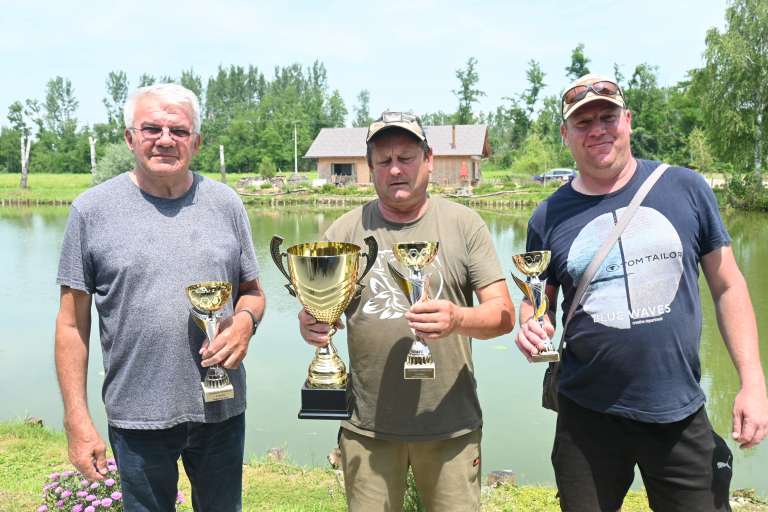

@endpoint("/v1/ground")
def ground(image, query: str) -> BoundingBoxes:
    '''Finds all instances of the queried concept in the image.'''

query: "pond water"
[1,205,766,493]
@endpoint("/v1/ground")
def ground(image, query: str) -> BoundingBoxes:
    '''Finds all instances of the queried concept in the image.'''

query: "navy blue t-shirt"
[527,160,731,422]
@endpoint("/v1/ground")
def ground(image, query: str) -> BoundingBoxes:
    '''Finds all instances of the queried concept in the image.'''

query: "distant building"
[304,125,490,186]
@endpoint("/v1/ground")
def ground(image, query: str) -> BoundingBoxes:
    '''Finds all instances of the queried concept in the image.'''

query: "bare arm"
[514,284,559,362]
[406,279,516,340]
[202,278,266,368]
[55,286,107,480]
[701,246,768,448]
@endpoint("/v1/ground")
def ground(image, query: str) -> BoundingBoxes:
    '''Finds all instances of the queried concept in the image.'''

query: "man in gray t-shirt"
[55,83,264,512]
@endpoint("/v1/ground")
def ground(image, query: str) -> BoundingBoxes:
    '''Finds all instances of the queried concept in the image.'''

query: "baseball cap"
[561,73,625,120]
[366,111,427,143]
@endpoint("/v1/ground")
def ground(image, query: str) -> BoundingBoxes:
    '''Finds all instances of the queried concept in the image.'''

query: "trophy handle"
[270,235,296,297]
[357,235,378,289]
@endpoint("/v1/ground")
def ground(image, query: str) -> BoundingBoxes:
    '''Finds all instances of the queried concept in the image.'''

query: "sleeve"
[693,172,731,255]
[56,206,93,293]
[466,216,505,290]
[235,204,260,282]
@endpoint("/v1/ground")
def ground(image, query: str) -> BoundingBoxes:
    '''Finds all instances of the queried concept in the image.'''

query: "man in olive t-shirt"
[299,111,515,511]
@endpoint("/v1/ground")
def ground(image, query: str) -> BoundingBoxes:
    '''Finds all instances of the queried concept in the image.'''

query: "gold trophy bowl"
[511,251,559,363]
[186,281,236,402]
[389,241,440,380]
[270,235,378,419]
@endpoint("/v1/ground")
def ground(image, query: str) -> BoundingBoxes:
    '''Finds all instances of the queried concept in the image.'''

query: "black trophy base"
[298,381,352,420]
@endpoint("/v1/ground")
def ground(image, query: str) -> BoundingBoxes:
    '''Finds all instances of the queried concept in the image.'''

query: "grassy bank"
[2,421,766,512]
[0,172,556,208]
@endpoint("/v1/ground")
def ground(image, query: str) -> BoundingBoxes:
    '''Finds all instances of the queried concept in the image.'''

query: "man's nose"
[156,127,176,145]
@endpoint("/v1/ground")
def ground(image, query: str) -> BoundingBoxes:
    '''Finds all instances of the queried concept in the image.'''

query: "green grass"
[6,421,766,512]
[0,173,92,202]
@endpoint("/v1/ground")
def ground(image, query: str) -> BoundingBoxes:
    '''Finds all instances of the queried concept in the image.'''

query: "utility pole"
[294,123,298,174]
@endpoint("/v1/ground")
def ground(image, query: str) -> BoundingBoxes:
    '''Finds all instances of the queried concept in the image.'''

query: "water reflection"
[0,205,765,493]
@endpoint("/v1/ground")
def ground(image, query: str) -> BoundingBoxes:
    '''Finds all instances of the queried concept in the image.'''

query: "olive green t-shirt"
[325,196,505,441]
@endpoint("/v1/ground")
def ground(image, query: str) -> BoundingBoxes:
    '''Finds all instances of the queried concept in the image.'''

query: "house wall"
[432,156,482,186]
[316,157,369,184]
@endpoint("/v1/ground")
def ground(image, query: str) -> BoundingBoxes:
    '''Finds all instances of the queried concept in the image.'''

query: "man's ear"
[124,128,134,150]
[559,123,568,146]
[191,133,202,154]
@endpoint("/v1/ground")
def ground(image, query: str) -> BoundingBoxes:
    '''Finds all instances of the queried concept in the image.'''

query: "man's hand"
[64,417,108,481]
[201,312,251,368]
[732,387,768,449]
[298,309,344,348]
[515,316,555,363]
[405,299,464,340]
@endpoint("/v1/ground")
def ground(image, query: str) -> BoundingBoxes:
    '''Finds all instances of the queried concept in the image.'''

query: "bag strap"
[555,163,669,353]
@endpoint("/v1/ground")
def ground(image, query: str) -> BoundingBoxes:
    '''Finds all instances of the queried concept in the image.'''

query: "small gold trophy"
[387,241,440,380]
[511,251,559,362]
[186,281,236,402]
[270,235,377,419]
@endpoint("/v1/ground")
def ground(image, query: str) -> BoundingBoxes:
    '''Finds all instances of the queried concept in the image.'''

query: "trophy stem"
[307,330,348,389]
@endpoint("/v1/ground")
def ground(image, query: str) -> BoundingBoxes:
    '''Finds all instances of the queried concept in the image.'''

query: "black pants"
[552,395,732,512]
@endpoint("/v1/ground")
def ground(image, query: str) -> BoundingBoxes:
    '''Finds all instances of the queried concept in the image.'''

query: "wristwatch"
[238,309,259,336]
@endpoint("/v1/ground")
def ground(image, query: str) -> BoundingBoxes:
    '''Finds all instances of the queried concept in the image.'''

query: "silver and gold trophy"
[186,281,236,402]
[271,235,377,419]
[387,241,440,380]
[511,251,559,362]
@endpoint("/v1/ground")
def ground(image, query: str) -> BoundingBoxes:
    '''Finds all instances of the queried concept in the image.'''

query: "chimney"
[451,125,456,149]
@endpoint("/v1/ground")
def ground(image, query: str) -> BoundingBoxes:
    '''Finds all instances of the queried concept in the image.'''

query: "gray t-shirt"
[57,172,260,429]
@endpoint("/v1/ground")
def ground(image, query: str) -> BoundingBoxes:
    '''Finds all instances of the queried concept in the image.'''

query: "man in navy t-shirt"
[515,72,768,512]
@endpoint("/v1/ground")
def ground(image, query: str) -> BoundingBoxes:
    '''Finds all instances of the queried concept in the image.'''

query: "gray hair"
[123,83,201,133]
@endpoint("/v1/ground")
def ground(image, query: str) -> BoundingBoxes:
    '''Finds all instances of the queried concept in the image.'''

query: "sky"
[0,0,729,128]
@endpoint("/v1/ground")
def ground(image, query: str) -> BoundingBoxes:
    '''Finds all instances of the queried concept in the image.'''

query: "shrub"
[259,156,277,179]
[93,143,134,185]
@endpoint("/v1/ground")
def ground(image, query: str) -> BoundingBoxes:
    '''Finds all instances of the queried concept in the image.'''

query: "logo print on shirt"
[362,250,445,320]
[567,206,684,329]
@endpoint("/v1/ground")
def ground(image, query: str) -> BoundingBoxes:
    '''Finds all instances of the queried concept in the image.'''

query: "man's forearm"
[456,297,515,339]
[55,321,92,426]
[714,280,766,391]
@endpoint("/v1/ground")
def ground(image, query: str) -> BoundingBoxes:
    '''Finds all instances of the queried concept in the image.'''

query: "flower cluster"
[38,461,185,511]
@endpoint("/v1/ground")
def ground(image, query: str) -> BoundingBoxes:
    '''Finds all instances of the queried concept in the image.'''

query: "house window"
[332,163,353,176]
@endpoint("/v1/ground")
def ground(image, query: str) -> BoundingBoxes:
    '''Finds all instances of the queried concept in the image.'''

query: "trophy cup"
[511,251,559,362]
[387,241,440,380]
[270,235,377,419]
[186,281,236,402]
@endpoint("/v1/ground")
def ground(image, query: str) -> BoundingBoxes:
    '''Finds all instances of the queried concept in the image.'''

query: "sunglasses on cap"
[561,80,624,117]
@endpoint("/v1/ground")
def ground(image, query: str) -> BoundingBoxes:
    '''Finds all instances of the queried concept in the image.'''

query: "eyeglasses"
[562,80,623,108]
[130,126,193,141]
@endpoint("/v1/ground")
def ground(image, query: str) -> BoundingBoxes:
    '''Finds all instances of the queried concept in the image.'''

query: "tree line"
[0,0,765,208]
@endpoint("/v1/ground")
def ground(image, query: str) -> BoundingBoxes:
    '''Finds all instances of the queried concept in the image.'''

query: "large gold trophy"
[186,281,236,402]
[387,241,440,380]
[271,235,377,419]
[511,251,559,362]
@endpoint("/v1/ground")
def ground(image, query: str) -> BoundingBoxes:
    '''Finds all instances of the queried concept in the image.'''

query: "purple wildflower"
[37,506,48,512]
[104,478,115,487]
[77,491,88,498]
[110,491,122,500]
[48,472,60,481]
[85,495,96,502]
[90,482,99,490]
[85,507,95,512]
[101,498,113,507]
[72,505,84,512]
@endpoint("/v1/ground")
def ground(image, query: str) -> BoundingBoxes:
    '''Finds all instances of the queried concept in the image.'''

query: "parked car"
[533,168,577,183]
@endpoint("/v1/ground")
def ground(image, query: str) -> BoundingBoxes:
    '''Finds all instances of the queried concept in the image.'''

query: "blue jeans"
[108,413,245,512]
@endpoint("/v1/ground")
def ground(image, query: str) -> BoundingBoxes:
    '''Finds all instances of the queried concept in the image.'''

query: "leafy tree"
[101,70,129,143]
[624,64,665,159]
[138,74,156,87]
[93,142,134,184]
[0,127,22,173]
[421,111,455,125]
[701,0,768,175]
[687,127,715,173]
[326,90,347,127]
[44,77,79,135]
[565,43,590,80]
[353,90,372,127]
[453,57,485,124]
[180,68,204,114]
[259,155,277,179]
